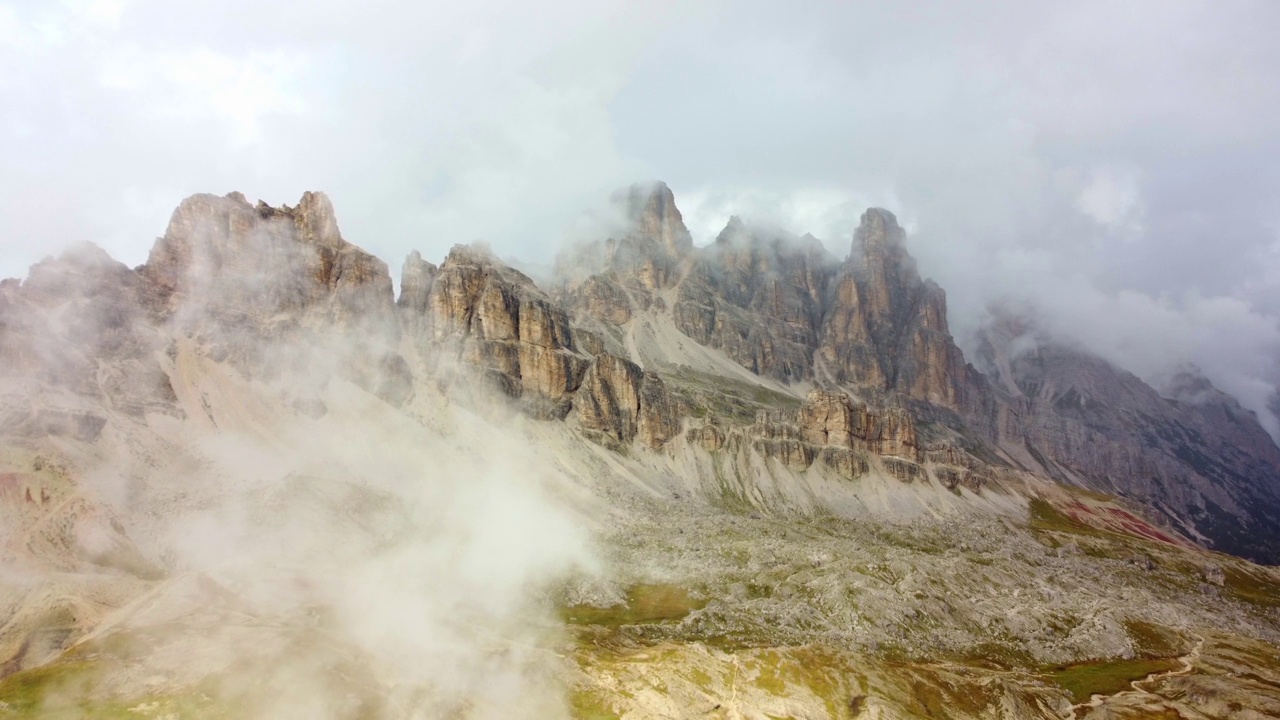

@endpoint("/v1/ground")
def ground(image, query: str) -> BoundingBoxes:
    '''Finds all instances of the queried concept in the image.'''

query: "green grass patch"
[569,689,621,720]
[1028,499,1108,537]
[745,646,865,718]
[0,661,98,716]
[0,660,223,719]
[1044,657,1182,704]
[1222,565,1280,609]
[562,584,703,627]
[1123,620,1186,658]
[882,663,999,718]
[946,641,1038,670]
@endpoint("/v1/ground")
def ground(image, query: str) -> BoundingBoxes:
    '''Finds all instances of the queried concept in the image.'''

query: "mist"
[0,194,612,718]
[3,0,1280,431]
[136,387,600,719]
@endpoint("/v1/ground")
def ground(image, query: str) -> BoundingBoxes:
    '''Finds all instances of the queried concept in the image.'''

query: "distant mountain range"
[3,183,1280,717]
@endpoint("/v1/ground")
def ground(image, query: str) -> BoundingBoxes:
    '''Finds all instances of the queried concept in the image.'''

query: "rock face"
[562,275,635,326]
[0,245,177,436]
[751,390,922,481]
[555,181,692,325]
[5,184,1280,562]
[143,192,396,338]
[976,312,1280,562]
[817,209,970,409]
[796,390,919,459]
[575,353,677,448]
[398,245,591,418]
[672,219,833,382]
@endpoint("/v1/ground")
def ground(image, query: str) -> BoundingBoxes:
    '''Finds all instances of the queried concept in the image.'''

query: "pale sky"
[3,0,1280,432]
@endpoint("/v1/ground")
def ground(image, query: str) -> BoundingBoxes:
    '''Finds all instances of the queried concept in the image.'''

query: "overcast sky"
[3,0,1280,433]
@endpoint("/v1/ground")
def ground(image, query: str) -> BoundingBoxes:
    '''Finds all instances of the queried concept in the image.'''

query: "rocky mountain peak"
[1162,366,1232,407]
[716,215,749,244]
[291,190,343,248]
[19,243,132,301]
[622,181,692,257]
[397,250,438,314]
[143,191,392,312]
[854,207,905,249]
[135,191,400,398]
[553,182,694,323]
[816,208,968,408]
[850,207,921,305]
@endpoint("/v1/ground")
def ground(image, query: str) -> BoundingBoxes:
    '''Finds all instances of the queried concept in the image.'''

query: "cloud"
[98,46,309,147]
[1076,165,1144,236]
[0,0,695,278]
[2,0,1280,435]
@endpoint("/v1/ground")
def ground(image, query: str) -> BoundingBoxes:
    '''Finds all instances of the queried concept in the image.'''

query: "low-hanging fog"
[1,217,607,717]
[3,0,1280,433]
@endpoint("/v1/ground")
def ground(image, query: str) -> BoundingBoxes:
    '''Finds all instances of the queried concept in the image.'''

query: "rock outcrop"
[398,244,591,418]
[672,219,834,382]
[751,390,922,481]
[975,311,1280,561]
[555,182,693,326]
[817,209,970,409]
[561,275,634,326]
[143,192,396,338]
[575,353,677,448]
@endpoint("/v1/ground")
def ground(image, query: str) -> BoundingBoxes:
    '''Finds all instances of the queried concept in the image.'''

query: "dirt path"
[1067,634,1205,717]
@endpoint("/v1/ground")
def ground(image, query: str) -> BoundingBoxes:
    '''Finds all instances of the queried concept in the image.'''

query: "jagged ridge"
[2,184,1279,566]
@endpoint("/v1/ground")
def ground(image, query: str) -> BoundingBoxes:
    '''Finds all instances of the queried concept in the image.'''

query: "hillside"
[1,186,1279,718]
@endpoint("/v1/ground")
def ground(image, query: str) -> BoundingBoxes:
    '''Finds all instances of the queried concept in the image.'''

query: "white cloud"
[2,0,1280,438]
[1076,164,1144,236]
[66,0,130,29]
[676,185,892,249]
[99,47,309,147]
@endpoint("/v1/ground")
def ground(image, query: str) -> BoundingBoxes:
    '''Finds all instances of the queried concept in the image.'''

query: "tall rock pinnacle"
[851,208,920,322]
[819,208,967,408]
[624,181,693,258]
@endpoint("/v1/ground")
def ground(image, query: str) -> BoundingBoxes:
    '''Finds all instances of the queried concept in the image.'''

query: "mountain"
[557,184,1280,563]
[975,311,1280,561]
[2,184,1280,718]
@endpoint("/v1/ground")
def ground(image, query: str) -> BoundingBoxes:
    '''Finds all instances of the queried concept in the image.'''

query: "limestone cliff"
[750,389,925,482]
[672,218,833,382]
[976,311,1280,561]
[4,185,1280,562]
[397,244,591,419]
[554,181,692,325]
[574,352,678,448]
[817,208,971,409]
[143,192,396,338]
